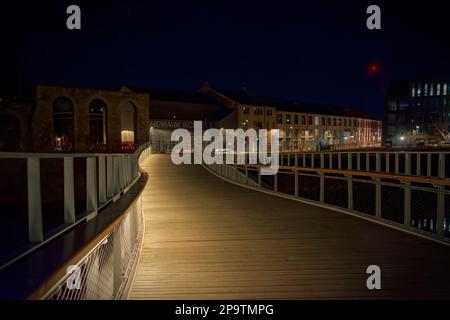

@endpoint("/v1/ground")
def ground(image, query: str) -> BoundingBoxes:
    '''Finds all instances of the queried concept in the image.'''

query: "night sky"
[2,0,450,118]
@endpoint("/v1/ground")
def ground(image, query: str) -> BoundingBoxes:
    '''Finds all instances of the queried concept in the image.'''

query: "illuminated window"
[430,83,434,96]
[119,101,137,143]
[424,83,428,96]
[89,99,107,145]
[411,84,416,97]
[444,83,448,96]
[417,83,422,97]
[315,116,319,126]
[437,83,441,96]
[286,114,291,124]
[277,113,283,124]
[53,97,74,151]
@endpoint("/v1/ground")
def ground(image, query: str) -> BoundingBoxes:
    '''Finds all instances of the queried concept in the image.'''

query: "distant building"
[0,85,150,153]
[201,84,382,151]
[384,80,450,147]
[0,84,381,153]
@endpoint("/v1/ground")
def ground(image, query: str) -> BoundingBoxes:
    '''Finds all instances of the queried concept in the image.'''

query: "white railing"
[0,144,150,271]
[278,151,449,179]
[43,195,144,300]
[205,157,450,244]
[35,144,152,300]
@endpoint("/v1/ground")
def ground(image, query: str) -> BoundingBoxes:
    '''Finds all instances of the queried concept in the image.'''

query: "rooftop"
[207,86,378,120]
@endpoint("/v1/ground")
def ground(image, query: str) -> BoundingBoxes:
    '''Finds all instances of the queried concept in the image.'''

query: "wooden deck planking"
[130,154,450,299]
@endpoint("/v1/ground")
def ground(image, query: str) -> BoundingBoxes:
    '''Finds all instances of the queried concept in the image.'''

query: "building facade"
[0,83,381,153]
[201,84,382,151]
[384,80,450,147]
[33,86,150,152]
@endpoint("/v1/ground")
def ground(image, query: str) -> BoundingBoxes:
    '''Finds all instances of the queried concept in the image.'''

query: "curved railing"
[204,158,450,245]
[36,146,151,300]
[0,144,152,299]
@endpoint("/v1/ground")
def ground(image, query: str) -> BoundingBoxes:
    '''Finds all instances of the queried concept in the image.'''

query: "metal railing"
[43,192,144,300]
[205,159,450,244]
[277,151,450,179]
[0,145,148,270]
[37,144,151,300]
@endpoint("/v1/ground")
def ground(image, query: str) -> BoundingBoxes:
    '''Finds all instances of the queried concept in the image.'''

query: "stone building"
[33,85,149,153]
[0,97,34,152]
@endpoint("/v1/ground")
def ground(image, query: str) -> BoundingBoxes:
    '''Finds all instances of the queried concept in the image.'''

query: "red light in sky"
[369,63,380,74]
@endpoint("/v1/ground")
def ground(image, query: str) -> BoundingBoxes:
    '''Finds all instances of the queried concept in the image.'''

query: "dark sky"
[1,0,450,118]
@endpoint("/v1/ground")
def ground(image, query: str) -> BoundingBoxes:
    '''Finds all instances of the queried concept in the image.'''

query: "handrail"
[24,144,151,300]
[239,164,450,187]
[0,143,150,270]
[205,161,450,246]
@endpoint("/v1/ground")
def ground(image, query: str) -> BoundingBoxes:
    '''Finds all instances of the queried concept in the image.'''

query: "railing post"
[416,153,421,176]
[258,169,262,187]
[115,156,122,193]
[403,182,412,227]
[117,155,125,190]
[294,170,299,197]
[338,153,342,170]
[347,175,353,211]
[295,154,298,167]
[274,173,278,192]
[64,157,75,224]
[303,153,306,167]
[386,152,391,173]
[113,227,122,297]
[376,153,381,172]
[366,153,370,172]
[311,154,315,168]
[319,172,325,203]
[348,153,353,170]
[329,153,332,169]
[98,156,107,204]
[395,153,399,174]
[439,153,445,179]
[320,153,324,169]
[405,153,411,175]
[287,154,291,167]
[86,157,98,215]
[107,156,114,198]
[123,155,129,186]
[27,157,43,243]
[375,178,382,218]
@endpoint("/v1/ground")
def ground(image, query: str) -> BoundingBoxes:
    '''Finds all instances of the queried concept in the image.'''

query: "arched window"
[89,99,107,145]
[119,101,137,143]
[53,97,74,151]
